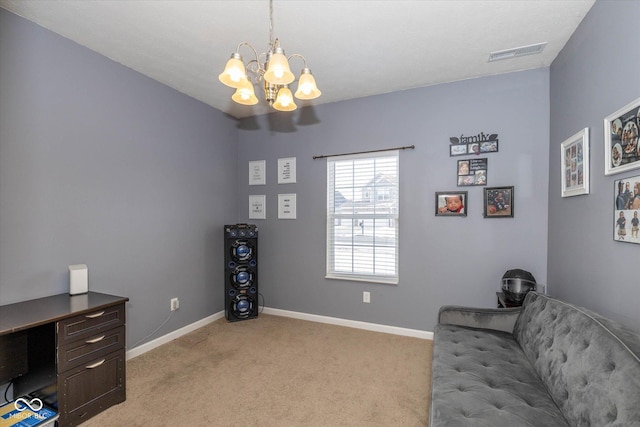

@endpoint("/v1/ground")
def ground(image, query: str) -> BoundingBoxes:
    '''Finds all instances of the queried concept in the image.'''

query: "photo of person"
[616,181,626,210]
[457,158,488,187]
[484,186,514,218]
[458,161,469,175]
[458,176,474,186]
[605,101,640,175]
[475,170,486,184]
[577,143,583,162]
[480,141,498,152]
[613,175,640,245]
[617,211,626,240]
[631,182,640,209]
[450,145,467,156]
[561,128,590,197]
[435,192,467,216]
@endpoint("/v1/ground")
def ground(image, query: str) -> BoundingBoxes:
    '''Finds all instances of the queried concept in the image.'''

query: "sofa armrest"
[438,305,523,334]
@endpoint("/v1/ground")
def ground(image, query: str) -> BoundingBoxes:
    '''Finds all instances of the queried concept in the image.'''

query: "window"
[326,151,399,284]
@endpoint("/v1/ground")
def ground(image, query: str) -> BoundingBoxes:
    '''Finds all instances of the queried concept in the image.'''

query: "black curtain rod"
[312,145,415,160]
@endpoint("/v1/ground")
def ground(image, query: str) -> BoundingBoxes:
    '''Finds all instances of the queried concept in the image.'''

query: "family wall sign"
[449,132,499,157]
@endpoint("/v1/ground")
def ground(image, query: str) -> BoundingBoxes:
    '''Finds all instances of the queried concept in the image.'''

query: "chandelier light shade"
[294,68,321,100]
[218,0,321,112]
[264,47,295,85]
[231,77,259,105]
[218,53,246,88]
[273,86,296,111]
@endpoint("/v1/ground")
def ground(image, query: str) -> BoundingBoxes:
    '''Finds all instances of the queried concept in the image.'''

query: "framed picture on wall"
[278,193,297,219]
[457,158,487,186]
[560,128,589,197]
[277,157,297,184]
[614,175,640,244]
[435,191,467,217]
[604,97,640,175]
[483,186,514,218]
[249,160,266,185]
[249,195,266,219]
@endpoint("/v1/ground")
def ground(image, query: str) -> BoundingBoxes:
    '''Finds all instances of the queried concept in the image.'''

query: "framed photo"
[450,144,468,156]
[561,128,589,197]
[604,97,640,175]
[435,191,467,217]
[483,186,514,218]
[249,195,266,219]
[278,157,296,184]
[449,133,498,157]
[249,160,266,185]
[614,175,640,244]
[278,193,297,219]
[457,158,487,186]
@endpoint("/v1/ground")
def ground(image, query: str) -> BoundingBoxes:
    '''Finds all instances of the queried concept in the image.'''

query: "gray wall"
[548,0,640,331]
[0,8,237,347]
[8,1,633,341]
[236,69,550,332]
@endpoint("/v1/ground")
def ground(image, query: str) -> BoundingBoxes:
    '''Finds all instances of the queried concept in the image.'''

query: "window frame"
[325,150,399,285]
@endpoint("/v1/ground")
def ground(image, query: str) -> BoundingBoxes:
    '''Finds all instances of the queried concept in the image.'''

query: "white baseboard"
[127,308,433,359]
[262,307,434,340]
[126,311,225,360]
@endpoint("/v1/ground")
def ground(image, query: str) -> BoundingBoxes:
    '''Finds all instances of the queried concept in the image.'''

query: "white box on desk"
[68,264,88,295]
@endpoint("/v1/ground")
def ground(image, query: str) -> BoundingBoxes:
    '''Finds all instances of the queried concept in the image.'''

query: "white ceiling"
[0,0,595,119]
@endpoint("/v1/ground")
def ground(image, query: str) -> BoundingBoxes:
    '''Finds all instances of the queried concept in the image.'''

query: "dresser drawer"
[57,303,125,345]
[57,348,126,427]
[57,325,125,373]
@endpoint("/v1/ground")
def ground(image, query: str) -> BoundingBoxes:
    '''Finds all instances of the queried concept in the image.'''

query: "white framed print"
[561,127,589,197]
[604,97,640,175]
[249,195,266,219]
[277,157,296,184]
[278,194,297,219]
[249,160,266,185]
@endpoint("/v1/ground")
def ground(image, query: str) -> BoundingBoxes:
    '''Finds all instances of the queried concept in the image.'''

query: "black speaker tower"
[224,224,258,321]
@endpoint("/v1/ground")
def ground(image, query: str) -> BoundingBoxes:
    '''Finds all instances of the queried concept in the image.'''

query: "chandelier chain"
[269,0,274,47]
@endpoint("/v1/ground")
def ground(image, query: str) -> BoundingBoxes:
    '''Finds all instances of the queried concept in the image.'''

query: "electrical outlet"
[170,298,179,311]
[363,291,370,303]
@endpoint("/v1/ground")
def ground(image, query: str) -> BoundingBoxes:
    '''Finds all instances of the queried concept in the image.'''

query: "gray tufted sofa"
[429,292,640,426]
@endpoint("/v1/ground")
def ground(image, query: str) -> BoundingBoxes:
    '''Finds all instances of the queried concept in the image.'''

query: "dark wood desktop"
[0,292,128,426]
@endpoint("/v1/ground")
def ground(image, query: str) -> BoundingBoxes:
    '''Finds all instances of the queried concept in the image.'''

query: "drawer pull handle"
[85,335,106,344]
[86,359,106,369]
[85,311,105,318]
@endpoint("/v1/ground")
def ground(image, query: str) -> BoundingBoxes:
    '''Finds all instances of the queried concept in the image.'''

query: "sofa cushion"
[514,293,640,426]
[430,324,569,426]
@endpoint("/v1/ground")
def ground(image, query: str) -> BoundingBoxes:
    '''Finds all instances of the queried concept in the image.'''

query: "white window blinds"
[326,150,399,284]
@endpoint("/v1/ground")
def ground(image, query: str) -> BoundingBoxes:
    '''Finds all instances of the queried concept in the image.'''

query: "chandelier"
[218,0,321,112]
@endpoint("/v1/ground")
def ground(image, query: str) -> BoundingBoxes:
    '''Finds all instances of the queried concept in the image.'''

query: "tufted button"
[561,352,568,363]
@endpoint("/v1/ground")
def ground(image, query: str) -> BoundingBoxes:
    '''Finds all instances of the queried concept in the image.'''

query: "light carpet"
[80,314,433,426]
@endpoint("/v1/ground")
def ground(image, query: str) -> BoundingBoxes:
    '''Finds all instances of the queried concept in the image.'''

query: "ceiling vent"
[488,42,547,62]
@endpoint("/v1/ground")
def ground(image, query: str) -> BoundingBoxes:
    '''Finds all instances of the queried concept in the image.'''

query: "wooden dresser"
[0,292,129,426]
